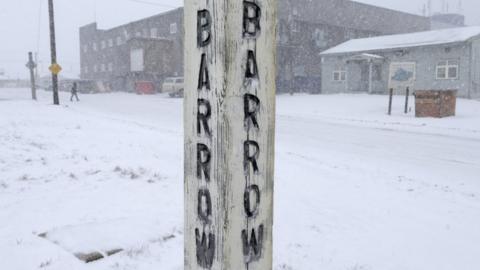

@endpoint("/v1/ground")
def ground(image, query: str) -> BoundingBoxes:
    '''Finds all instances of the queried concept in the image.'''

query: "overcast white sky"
[0,0,478,79]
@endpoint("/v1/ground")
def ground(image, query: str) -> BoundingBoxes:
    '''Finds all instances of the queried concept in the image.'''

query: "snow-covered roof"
[348,53,384,61]
[321,26,480,55]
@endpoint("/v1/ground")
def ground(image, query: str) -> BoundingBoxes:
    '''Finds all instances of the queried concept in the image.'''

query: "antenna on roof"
[93,0,97,22]
[458,0,463,14]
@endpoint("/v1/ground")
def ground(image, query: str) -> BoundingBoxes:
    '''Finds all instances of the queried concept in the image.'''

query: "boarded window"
[130,49,144,72]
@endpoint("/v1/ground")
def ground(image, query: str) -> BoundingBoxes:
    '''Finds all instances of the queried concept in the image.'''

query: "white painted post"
[184,1,276,270]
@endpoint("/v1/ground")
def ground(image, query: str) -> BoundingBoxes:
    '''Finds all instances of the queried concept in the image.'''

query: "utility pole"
[48,0,61,105]
[26,52,37,100]
[184,1,277,269]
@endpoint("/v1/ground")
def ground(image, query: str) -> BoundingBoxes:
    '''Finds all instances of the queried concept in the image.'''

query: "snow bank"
[1,88,479,270]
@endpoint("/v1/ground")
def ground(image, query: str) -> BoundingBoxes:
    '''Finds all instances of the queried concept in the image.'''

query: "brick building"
[79,1,431,93]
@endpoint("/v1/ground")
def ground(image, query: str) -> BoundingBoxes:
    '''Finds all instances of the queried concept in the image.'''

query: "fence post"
[184,1,276,270]
[404,87,410,114]
[388,88,393,115]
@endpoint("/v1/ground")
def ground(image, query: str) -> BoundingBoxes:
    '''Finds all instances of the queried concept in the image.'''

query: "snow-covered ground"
[1,88,479,270]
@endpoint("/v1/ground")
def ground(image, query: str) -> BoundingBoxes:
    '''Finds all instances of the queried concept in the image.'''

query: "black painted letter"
[197,143,211,181]
[196,229,215,268]
[197,10,212,47]
[242,225,264,263]
[244,185,260,218]
[244,140,260,174]
[198,54,211,90]
[197,99,211,137]
[243,1,261,38]
[198,189,212,223]
[244,94,260,130]
[245,50,259,78]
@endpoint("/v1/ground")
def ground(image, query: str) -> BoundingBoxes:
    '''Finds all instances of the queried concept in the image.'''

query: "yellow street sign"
[49,63,62,75]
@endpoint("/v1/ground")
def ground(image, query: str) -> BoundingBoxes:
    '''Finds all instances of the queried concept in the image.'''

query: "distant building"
[320,26,480,99]
[276,0,431,93]
[79,8,183,92]
[79,1,430,93]
[430,13,466,29]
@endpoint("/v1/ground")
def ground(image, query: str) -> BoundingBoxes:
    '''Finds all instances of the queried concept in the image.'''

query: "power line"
[125,0,178,9]
[36,0,44,54]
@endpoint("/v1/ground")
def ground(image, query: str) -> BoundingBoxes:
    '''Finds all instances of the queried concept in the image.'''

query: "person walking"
[70,82,80,102]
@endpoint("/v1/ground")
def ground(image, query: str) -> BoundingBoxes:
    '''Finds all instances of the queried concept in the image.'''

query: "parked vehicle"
[135,81,156,95]
[162,77,184,98]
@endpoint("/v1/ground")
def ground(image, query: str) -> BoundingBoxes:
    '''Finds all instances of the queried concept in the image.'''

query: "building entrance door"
[359,63,369,92]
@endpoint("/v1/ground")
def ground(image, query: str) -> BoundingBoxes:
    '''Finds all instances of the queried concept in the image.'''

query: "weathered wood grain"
[185,0,276,269]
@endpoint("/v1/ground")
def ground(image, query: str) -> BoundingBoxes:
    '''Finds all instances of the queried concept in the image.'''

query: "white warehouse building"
[320,26,480,99]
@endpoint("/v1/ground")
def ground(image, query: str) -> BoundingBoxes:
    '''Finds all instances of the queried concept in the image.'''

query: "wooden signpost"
[184,1,276,269]
[26,52,37,100]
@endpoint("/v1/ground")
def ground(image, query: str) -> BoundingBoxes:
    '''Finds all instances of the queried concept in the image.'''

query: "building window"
[101,40,106,49]
[108,63,113,72]
[150,28,158,38]
[101,64,106,72]
[108,39,113,47]
[436,60,458,80]
[135,32,142,37]
[93,65,98,72]
[83,45,88,53]
[170,23,177,34]
[84,66,88,74]
[92,42,97,51]
[292,7,298,16]
[116,36,122,46]
[292,21,300,32]
[130,48,144,72]
[333,67,346,82]
[313,29,327,48]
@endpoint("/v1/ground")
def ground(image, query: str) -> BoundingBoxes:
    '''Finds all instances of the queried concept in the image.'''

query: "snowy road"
[1,88,479,270]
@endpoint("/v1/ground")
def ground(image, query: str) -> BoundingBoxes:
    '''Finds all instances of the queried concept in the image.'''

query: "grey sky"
[0,0,478,79]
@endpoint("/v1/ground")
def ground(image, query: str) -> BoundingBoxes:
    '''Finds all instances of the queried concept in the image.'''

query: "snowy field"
[1,88,480,270]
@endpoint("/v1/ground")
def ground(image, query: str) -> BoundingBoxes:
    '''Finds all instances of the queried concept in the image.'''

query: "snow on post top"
[320,26,480,55]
